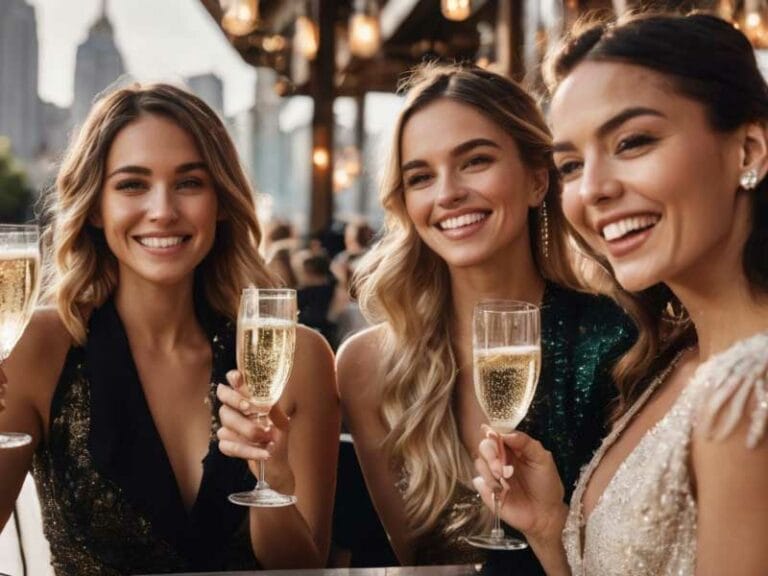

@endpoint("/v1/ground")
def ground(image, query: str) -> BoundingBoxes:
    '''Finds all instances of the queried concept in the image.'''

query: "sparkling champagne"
[474,345,541,433]
[0,250,39,360]
[237,318,295,412]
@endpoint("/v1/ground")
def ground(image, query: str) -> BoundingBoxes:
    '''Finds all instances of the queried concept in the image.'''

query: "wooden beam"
[309,0,335,233]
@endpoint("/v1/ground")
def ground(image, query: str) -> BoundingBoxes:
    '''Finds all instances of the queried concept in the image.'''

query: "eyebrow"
[106,161,208,180]
[552,107,666,153]
[401,138,500,173]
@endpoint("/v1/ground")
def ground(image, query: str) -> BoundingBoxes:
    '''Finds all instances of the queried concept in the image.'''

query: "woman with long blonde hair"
[0,83,339,574]
[337,63,634,568]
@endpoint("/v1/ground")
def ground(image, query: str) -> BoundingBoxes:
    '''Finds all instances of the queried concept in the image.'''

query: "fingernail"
[503,465,514,478]
[472,476,484,491]
[239,400,250,411]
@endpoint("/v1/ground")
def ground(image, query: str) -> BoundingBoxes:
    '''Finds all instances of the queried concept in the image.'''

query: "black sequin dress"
[31,299,259,575]
[412,283,636,569]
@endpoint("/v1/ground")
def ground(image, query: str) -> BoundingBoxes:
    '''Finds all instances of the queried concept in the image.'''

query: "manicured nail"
[239,400,250,411]
[503,465,514,479]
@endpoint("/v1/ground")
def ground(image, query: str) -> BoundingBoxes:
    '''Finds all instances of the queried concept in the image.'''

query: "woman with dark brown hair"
[476,13,768,575]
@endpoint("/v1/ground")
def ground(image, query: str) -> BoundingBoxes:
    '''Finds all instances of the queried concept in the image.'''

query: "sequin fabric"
[401,284,635,567]
[563,331,768,576]
[31,300,258,575]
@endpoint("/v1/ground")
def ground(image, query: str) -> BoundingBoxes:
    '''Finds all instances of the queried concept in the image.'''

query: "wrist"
[527,503,569,576]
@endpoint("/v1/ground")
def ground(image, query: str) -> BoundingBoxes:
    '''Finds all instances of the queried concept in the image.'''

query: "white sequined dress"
[562,331,768,576]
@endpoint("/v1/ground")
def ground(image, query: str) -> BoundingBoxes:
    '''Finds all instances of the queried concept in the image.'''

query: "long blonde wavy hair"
[353,63,586,539]
[41,83,275,343]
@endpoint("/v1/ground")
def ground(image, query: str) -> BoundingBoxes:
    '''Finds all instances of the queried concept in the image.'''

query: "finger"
[216,383,261,416]
[472,476,496,511]
[478,438,505,480]
[219,405,274,444]
[500,432,552,466]
[217,426,275,453]
[218,435,272,461]
[474,456,502,492]
[226,370,243,390]
[269,404,291,430]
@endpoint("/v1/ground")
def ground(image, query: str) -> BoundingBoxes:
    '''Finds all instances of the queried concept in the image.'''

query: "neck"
[113,277,204,353]
[449,243,545,348]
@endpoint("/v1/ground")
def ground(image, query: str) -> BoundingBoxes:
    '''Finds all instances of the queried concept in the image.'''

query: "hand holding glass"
[0,224,41,449]
[465,300,541,550]
[228,288,297,507]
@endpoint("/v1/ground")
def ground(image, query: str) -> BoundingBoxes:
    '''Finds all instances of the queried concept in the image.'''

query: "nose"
[579,157,623,206]
[436,172,468,208]
[146,184,179,224]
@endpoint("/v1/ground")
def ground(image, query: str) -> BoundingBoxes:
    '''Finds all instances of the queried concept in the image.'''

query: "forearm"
[249,506,324,568]
[527,503,571,576]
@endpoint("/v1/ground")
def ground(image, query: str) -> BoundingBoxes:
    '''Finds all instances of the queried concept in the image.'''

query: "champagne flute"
[465,300,541,550]
[229,288,297,507]
[0,224,41,449]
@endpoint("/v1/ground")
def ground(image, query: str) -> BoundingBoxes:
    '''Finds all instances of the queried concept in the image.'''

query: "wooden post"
[354,94,368,217]
[495,0,526,81]
[309,0,335,234]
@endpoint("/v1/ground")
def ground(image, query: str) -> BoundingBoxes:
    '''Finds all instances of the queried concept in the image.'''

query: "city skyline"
[27,0,256,115]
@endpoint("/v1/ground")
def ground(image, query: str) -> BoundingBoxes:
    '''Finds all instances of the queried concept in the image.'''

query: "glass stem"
[491,489,504,540]
[256,413,270,490]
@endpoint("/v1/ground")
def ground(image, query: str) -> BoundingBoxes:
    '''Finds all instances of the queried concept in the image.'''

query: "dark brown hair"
[545,12,768,416]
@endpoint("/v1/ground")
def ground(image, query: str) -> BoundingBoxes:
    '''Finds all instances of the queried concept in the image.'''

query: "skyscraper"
[0,0,42,160]
[72,0,126,128]
[187,73,224,118]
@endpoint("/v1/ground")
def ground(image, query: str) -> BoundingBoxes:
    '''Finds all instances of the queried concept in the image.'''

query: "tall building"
[187,73,224,118]
[0,0,41,160]
[72,0,125,128]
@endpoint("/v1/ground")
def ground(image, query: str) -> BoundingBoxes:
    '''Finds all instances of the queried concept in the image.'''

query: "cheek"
[560,187,586,234]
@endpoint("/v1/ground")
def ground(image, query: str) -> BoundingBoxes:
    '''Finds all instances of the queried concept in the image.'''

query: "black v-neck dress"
[32,299,259,574]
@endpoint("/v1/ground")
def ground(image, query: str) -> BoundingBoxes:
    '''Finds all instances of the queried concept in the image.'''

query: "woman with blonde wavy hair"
[337,63,634,570]
[0,83,339,574]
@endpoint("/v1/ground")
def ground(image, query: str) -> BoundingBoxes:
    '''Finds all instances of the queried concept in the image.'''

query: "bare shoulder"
[288,325,336,400]
[336,324,386,407]
[4,306,72,407]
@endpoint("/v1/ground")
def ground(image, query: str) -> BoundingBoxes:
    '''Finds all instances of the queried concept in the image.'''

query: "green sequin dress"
[412,282,636,568]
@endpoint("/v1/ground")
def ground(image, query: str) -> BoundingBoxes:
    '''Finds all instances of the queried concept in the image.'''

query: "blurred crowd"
[262,218,375,350]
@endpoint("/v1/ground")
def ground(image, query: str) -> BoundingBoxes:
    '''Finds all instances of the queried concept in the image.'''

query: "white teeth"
[602,215,660,241]
[439,212,488,231]
[137,236,185,249]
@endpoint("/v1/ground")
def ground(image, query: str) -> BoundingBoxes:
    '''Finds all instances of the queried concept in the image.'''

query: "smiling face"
[550,61,756,292]
[94,113,219,289]
[400,99,546,270]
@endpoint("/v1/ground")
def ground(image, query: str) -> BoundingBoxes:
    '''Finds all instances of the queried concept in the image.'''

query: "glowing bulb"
[221,0,258,36]
[295,15,319,60]
[441,0,471,21]
[349,14,380,58]
[313,148,330,169]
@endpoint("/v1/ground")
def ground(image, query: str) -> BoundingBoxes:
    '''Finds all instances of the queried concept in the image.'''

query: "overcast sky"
[29,0,256,115]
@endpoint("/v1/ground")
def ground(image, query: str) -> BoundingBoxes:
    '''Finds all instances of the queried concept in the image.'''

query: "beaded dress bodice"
[563,331,768,576]
[31,300,258,575]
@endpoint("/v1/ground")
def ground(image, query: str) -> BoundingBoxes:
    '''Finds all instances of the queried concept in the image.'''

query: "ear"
[527,168,550,208]
[739,121,768,182]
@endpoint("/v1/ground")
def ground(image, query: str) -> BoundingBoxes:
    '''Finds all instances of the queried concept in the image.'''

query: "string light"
[441,0,471,22]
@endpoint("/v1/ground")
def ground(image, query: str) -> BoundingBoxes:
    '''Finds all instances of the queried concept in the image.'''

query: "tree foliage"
[0,136,34,223]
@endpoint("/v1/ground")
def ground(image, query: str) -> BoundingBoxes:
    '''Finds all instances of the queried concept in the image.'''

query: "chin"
[613,269,661,293]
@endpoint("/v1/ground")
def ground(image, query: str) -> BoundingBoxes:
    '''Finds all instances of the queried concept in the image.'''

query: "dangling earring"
[539,201,550,259]
[740,168,759,190]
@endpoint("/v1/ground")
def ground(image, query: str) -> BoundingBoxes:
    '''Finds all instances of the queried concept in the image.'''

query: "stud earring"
[740,168,759,190]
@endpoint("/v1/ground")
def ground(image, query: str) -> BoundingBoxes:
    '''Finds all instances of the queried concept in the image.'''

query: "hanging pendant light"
[743,0,768,47]
[294,11,319,60]
[221,0,259,36]
[441,0,471,22]
[349,0,381,59]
